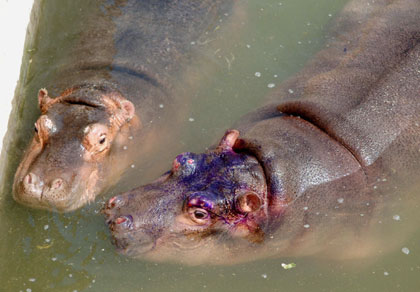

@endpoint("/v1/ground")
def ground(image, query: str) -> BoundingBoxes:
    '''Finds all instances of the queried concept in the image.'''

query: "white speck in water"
[188,117,195,122]
[360,214,365,217]
[328,13,333,17]
[123,146,128,150]
[382,178,387,182]
[92,280,96,283]
[288,89,294,94]
[26,289,31,292]
[384,271,389,276]
[303,224,310,228]
[73,290,78,292]
[303,206,308,211]
[307,22,311,26]
[128,136,133,140]
[278,2,283,5]
[269,235,274,239]
[274,74,278,78]
[373,185,378,189]
[45,238,50,243]
[297,41,302,45]
[279,44,284,48]
[246,44,251,48]
[254,72,261,77]
[52,257,57,261]
[366,202,370,206]
[261,274,267,279]
[28,278,36,282]
[159,104,164,109]
[69,274,73,278]
[131,164,135,168]
[393,215,401,221]
[44,224,49,230]
[190,41,196,45]
[337,198,344,204]
[402,247,410,255]
[267,83,276,88]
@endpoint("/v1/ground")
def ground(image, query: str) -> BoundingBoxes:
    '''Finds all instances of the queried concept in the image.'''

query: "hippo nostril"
[115,217,127,224]
[108,195,124,208]
[113,215,133,230]
[24,173,37,186]
[50,178,64,190]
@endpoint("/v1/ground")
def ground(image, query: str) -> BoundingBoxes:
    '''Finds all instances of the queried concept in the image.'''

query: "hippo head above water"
[13,85,137,212]
[103,130,274,264]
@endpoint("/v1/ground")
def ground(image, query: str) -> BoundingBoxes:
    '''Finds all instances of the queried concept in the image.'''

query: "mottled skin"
[13,0,233,212]
[104,0,420,264]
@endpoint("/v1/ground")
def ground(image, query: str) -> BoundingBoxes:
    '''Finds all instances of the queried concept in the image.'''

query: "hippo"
[103,0,420,265]
[13,0,233,212]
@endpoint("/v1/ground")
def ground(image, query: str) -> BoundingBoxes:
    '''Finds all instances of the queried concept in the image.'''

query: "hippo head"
[103,130,269,265]
[13,86,137,212]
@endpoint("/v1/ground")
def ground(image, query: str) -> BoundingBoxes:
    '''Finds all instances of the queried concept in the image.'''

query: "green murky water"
[1,0,420,291]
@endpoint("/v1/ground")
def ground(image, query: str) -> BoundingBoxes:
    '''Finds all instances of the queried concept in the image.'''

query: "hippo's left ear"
[236,191,262,213]
[38,88,55,114]
[102,93,136,128]
[218,129,240,151]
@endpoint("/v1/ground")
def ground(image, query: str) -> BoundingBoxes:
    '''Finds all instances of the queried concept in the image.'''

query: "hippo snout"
[15,172,72,210]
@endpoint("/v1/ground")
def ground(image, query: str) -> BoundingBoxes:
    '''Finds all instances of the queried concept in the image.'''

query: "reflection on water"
[1,0,420,291]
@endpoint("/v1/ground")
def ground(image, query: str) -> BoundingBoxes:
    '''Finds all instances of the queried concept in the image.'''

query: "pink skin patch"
[172,159,181,171]
[109,196,117,205]
[187,159,194,165]
[115,217,127,224]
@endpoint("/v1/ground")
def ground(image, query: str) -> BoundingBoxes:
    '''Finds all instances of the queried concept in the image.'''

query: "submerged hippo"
[104,0,420,264]
[13,0,233,212]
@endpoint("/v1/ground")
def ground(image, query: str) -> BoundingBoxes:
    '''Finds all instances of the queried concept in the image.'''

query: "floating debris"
[267,83,276,88]
[188,117,195,122]
[261,274,268,279]
[255,72,261,77]
[402,247,410,255]
[281,263,296,270]
[392,215,401,221]
[337,198,344,204]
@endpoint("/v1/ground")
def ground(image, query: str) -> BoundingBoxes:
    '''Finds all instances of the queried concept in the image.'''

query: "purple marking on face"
[186,193,215,210]
[172,152,197,177]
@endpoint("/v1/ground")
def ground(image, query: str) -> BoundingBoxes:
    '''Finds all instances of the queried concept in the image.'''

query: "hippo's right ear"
[236,191,262,213]
[102,93,136,128]
[38,88,54,114]
[217,129,240,151]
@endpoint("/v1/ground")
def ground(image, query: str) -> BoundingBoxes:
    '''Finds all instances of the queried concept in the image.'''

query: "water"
[2,0,420,291]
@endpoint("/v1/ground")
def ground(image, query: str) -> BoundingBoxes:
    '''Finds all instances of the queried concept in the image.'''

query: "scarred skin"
[103,0,420,265]
[13,0,233,212]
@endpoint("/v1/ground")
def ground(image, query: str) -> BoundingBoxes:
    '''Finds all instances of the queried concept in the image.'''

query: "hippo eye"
[99,135,106,145]
[188,207,210,225]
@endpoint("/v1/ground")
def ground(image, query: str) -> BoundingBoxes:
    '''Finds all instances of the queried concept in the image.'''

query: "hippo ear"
[102,93,136,128]
[236,191,262,213]
[218,129,240,151]
[38,88,54,113]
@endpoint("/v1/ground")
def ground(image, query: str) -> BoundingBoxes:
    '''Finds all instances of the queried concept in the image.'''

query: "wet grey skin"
[104,0,420,265]
[13,0,233,212]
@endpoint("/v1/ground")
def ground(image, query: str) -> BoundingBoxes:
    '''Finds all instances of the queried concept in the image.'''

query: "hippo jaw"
[103,130,270,264]
[13,86,137,212]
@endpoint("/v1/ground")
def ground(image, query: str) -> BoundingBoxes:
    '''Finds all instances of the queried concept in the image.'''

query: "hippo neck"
[233,112,366,214]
